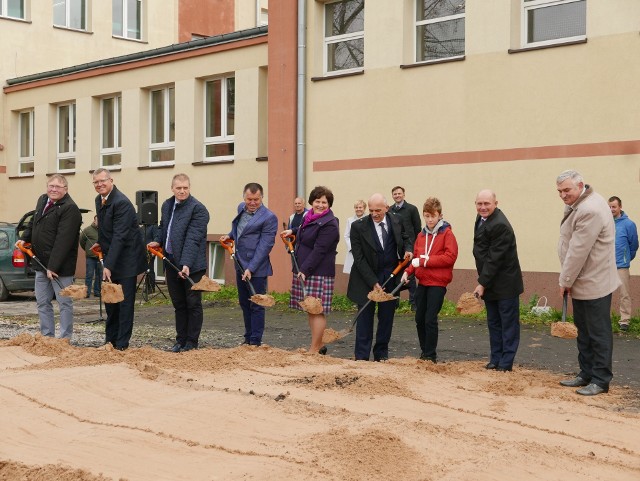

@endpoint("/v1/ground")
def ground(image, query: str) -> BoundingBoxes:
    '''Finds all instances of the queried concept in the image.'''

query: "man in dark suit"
[348,193,413,361]
[472,189,524,372]
[391,186,422,310]
[220,182,278,346]
[149,174,210,353]
[92,168,146,350]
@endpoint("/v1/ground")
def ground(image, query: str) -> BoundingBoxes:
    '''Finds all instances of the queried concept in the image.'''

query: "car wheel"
[0,276,8,302]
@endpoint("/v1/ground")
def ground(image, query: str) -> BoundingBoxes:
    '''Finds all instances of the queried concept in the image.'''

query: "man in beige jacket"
[556,170,620,396]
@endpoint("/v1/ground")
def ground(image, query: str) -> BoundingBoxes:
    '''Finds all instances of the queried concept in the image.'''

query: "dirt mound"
[0,460,118,481]
[456,292,484,314]
[551,321,578,339]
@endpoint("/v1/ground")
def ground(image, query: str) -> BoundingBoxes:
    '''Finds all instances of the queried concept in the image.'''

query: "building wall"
[305,0,640,308]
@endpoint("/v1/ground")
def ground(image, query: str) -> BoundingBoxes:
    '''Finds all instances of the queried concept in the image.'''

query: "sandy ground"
[1,334,639,481]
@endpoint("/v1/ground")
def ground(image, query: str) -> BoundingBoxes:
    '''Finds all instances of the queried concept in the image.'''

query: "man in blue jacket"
[220,182,278,346]
[608,196,638,331]
[149,174,210,352]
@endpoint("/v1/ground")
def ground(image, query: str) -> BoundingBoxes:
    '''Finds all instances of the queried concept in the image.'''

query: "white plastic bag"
[531,296,551,315]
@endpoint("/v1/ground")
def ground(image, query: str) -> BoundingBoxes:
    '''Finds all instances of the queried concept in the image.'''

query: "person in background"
[391,186,422,310]
[473,189,523,373]
[608,196,638,331]
[557,171,619,396]
[288,197,308,230]
[343,199,366,274]
[148,174,210,352]
[17,174,82,339]
[80,215,101,298]
[220,182,278,347]
[401,197,458,363]
[282,186,340,354]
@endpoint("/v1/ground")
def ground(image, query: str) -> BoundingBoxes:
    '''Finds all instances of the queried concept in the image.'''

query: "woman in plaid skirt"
[281,186,340,354]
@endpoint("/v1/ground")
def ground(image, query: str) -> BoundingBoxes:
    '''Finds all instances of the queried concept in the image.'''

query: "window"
[523,0,586,47]
[256,0,268,26]
[416,0,465,62]
[57,103,76,172]
[204,77,235,162]
[324,0,364,74]
[149,86,175,164]
[101,95,122,168]
[1,0,25,19]
[18,110,34,175]
[113,0,142,40]
[208,243,225,284]
[53,0,87,30]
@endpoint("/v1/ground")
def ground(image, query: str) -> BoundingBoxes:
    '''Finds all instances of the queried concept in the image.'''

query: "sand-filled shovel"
[147,245,220,292]
[323,260,413,344]
[16,242,87,299]
[220,238,275,307]
[280,234,323,315]
[90,244,124,303]
[550,291,578,339]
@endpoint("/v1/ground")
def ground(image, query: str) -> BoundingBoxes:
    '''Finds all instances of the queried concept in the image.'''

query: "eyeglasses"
[47,185,67,190]
[92,179,111,186]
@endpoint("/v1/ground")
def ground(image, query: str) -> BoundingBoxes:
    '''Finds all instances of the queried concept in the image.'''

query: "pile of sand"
[1,334,639,481]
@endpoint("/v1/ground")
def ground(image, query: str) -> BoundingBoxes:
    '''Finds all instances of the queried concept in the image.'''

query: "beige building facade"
[2,1,639,309]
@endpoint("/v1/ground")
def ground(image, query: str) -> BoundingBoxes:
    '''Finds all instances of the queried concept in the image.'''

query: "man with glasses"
[17,174,82,339]
[91,168,146,350]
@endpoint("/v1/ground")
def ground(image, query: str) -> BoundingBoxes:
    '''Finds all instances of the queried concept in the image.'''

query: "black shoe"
[619,322,629,332]
[374,357,389,362]
[181,343,198,352]
[115,346,127,351]
[319,346,327,355]
[170,342,183,353]
[576,383,608,396]
[485,362,498,370]
[496,366,512,372]
[419,353,436,363]
[559,376,589,387]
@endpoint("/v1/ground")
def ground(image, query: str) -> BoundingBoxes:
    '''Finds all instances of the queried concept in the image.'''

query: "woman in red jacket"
[401,197,458,362]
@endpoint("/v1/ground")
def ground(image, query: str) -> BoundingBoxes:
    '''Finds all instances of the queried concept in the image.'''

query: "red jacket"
[405,223,458,287]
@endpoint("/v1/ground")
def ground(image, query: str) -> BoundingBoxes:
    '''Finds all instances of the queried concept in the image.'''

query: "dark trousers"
[105,275,136,349]
[165,263,204,347]
[414,285,446,360]
[354,300,396,361]
[408,277,417,306]
[85,257,101,296]
[236,271,267,345]
[572,294,613,388]
[484,296,520,369]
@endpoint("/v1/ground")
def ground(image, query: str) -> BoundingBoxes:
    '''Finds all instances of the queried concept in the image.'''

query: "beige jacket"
[558,186,620,300]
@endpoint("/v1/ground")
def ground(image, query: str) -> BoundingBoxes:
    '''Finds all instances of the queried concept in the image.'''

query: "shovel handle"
[392,257,411,276]
[147,245,195,285]
[220,238,235,255]
[280,233,296,253]
[17,242,35,258]
[147,245,164,259]
[90,244,103,261]
[562,291,568,323]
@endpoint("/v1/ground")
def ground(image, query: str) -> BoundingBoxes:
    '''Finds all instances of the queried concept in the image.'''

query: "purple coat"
[294,210,340,277]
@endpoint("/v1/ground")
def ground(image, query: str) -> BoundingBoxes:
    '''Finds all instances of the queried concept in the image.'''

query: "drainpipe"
[296,0,306,198]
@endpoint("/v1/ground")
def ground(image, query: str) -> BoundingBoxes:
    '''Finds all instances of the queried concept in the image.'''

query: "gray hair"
[556,170,583,185]
[92,167,112,179]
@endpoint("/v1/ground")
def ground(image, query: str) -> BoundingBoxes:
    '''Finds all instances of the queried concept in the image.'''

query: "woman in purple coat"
[282,186,340,354]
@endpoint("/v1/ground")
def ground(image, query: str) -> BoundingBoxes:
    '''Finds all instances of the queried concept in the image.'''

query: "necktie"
[379,221,388,247]
[43,199,54,215]
[166,202,178,254]
[101,197,107,206]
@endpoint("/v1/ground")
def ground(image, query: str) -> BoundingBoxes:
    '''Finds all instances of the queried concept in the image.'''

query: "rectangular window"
[149,86,175,164]
[113,0,142,40]
[416,0,465,63]
[324,0,364,75]
[53,0,87,30]
[18,110,34,175]
[208,243,226,284]
[256,0,268,26]
[101,95,122,168]
[523,0,586,47]
[204,76,235,162]
[57,103,76,172]
[1,0,25,19]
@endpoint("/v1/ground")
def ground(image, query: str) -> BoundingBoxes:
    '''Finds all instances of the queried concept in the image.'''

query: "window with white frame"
[204,76,235,162]
[324,0,364,74]
[523,0,586,47]
[1,0,25,19]
[208,243,226,284]
[18,110,34,175]
[416,0,465,62]
[149,86,175,164]
[101,95,122,168]
[256,0,268,26]
[53,0,87,30]
[113,0,142,40]
[57,103,76,172]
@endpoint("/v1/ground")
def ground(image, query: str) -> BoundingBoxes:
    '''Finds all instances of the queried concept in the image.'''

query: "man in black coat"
[348,193,413,361]
[391,186,422,310]
[18,174,82,339]
[149,174,210,352]
[92,168,146,350]
[472,190,524,372]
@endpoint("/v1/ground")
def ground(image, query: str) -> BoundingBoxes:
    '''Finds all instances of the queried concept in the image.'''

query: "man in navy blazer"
[92,168,146,350]
[348,193,413,361]
[220,182,278,346]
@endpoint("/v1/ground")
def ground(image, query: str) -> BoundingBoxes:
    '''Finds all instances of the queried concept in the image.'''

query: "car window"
[0,231,9,250]
[17,211,34,240]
